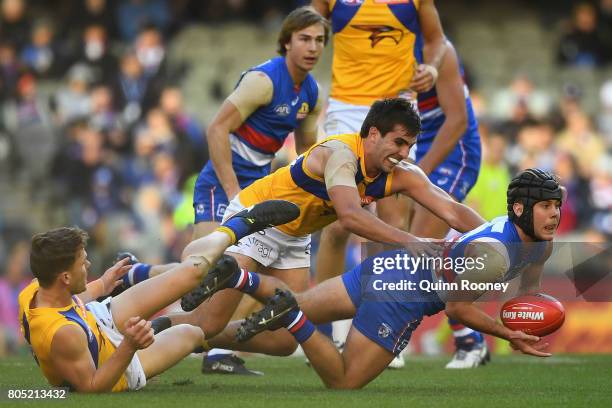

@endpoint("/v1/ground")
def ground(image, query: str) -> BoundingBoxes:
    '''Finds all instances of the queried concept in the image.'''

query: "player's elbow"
[206,122,229,145]
[445,302,464,321]
[448,109,468,136]
[443,210,462,232]
[445,302,458,317]
[336,208,361,232]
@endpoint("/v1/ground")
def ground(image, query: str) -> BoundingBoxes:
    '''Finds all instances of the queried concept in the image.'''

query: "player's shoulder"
[50,323,89,357]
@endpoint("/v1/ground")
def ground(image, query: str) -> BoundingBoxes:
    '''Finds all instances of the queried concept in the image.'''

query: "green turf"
[1,354,611,407]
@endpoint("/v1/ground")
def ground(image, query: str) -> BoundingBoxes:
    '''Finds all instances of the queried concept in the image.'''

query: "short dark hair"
[360,98,421,138]
[277,6,330,56]
[30,227,88,288]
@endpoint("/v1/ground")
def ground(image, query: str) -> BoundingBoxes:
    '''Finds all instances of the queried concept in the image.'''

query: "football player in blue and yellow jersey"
[183,169,561,389]
[311,1,448,367]
[17,200,299,392]
[173,98,486,348]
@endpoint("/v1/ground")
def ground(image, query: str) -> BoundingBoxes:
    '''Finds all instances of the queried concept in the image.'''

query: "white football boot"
[445,342,490,369]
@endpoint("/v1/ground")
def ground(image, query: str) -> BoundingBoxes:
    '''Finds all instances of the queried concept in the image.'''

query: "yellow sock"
[215,226,237,245]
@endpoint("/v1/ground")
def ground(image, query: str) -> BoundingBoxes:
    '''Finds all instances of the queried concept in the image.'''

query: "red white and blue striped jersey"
[231,57,319,166]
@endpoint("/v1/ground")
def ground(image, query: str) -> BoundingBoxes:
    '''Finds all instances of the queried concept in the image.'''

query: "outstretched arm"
[323,147,421,246]
[394,163,485,232]
[444,243,551,357]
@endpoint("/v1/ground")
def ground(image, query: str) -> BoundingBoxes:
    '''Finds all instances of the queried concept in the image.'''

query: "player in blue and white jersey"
[178,169,562,388]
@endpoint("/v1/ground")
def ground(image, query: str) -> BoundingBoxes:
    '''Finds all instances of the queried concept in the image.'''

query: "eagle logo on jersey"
[351,25,404,47]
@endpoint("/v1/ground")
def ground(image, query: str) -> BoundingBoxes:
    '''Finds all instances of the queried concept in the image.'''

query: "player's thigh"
[410,201,452,238]
[263,266,309,292]
[137,324,204,379]
[110,261,202,332]
[226,251,261,272]
[297,276,356,324]
[377,194,413,231]
[339,325,395,389]
[193,221,221,240]
[316,221,352,282]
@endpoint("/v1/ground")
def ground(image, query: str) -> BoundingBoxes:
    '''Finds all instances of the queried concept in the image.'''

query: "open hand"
[508,330,551,357]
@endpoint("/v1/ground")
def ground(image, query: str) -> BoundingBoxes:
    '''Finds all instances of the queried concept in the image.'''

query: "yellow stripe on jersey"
[18,280,128,392]
[329,0,421,106]
[238,133,393,237]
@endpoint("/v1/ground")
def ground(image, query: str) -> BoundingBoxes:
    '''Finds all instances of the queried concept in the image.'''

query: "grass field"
[1,354,611,407]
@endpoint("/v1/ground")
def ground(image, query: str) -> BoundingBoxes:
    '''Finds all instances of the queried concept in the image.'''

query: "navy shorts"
[416,101,481,202]
[193,153,270,223]
[341,251,445,356]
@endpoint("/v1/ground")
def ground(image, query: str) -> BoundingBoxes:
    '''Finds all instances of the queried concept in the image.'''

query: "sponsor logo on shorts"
[245,236,273,259]
[340,0,364,5]
[437,177,449,186]
[216,204,227,219]
[439,166,454,176]
[378,323,392,338]
[196,204,205,215]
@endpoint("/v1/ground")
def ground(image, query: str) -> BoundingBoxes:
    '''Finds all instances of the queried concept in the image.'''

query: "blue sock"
[317,322,333,340]
[284,309,315,343]
[122,263,152,288]
[228,268,260,294]
[217,217,251,244]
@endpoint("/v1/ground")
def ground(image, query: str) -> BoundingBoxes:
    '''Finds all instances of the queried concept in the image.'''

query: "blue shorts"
[193,152,271,223]
[341,251,445,356]
[416,101,481,202]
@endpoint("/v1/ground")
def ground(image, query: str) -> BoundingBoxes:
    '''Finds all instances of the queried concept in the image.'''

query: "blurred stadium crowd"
[1,0,611,355]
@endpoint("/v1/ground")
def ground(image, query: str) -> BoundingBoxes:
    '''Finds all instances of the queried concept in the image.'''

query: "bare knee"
[200,316,230,338]
[179,259,206,284]
[173,324,205,347]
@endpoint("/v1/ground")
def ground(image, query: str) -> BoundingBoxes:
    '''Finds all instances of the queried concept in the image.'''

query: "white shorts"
[223,198,311,269]
[324,98,418,160]
[324,98,370,136]
[87,298,147,391]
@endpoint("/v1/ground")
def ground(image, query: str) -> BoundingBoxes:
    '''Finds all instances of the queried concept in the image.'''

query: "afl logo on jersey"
[340,0,364,5]
[274,104,291,117]
[296,102,310,120]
